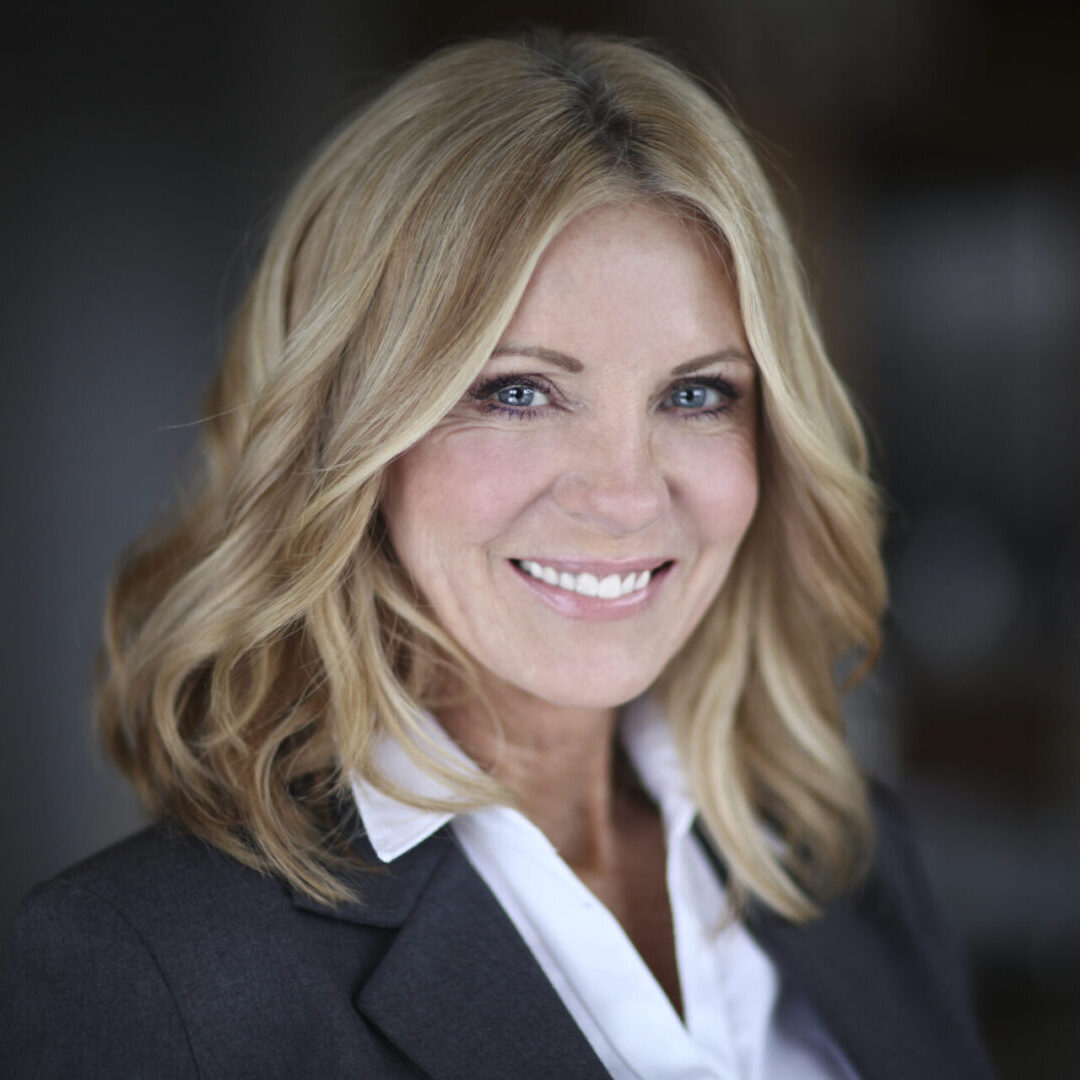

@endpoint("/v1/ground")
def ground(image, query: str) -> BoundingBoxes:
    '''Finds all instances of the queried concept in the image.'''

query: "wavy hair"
[98,32,886,920]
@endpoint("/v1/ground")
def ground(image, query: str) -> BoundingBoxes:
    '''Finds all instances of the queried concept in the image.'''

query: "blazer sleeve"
[1,879,200,1080]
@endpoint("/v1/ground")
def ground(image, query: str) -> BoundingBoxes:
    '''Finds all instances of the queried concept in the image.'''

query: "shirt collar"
[619,694,697,839]
[351,695,695,864]
[349,715,475,863]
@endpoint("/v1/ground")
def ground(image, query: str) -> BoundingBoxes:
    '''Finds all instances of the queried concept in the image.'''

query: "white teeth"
[576,573,599,597]
[597,574,622,599]
[517,560,658,599]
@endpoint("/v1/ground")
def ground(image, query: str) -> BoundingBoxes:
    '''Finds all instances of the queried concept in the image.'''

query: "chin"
[473,623,692,711]
[506,667,663,712]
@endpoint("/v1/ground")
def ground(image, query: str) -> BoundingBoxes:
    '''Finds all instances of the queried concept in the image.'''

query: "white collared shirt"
[351,698,858,1080]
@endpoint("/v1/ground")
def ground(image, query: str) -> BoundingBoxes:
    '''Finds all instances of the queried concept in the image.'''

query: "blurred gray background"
[2,2,1078,1075]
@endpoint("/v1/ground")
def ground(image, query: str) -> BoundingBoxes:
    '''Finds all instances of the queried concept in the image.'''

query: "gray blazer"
[1,785,995,1079]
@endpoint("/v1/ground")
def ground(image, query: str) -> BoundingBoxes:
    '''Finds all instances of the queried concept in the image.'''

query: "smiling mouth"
[510,558,674,599]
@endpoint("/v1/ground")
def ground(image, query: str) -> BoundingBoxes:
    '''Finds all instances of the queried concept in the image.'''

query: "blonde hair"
[99,32,885,920]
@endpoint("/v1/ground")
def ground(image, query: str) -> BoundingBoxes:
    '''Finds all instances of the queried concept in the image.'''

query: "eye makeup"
[660,374,743,420]
[467,373,560,420]
[465,368,748,422]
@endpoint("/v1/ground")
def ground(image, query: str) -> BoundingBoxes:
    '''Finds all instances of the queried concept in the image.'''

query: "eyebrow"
[490,342,754,375]
[670,349,755,375]
[490,343,584,372]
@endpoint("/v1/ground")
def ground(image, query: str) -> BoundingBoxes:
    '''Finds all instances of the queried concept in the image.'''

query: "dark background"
[2,2,1078,1075]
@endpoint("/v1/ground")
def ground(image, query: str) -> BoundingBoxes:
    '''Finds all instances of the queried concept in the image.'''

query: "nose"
[551,422,670,537]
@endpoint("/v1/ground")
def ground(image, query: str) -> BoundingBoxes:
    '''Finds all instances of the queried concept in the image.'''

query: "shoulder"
[865,778,959,942]
[0,825,220,1078]
[747,781,996,1079]
[37,817,273,896]
[25,820,294,940]
[6,822,300,992]
[1,823,400,1079]
[862,778,988,1037]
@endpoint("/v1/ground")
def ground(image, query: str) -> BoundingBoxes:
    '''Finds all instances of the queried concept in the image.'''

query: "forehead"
[498,201,745,367]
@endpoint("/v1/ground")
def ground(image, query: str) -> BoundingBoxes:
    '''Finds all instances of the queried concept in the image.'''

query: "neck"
[437,686,623,871]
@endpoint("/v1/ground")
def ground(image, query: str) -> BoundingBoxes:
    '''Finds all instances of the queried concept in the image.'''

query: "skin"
[382,201,759,1013]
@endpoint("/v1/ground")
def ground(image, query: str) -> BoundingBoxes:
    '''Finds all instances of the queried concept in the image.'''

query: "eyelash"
[467,373,742,421]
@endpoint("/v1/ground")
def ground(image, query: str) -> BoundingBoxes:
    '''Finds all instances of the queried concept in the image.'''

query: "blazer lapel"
[695,819,994,1080]
[746,886,940,1080]
[291,825,608,1080]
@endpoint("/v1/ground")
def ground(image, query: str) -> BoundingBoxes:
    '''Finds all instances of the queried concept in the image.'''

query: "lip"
[510,556,670,575]
[507,558,674,621]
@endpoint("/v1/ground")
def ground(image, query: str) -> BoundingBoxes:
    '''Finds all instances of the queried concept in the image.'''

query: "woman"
[1,32,993,1079]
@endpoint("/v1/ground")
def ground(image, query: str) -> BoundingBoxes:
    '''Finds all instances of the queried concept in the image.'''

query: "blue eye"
[663,376,740,417]
[668,384,720,409]
[467,374,555,419]
[495,384,549,408]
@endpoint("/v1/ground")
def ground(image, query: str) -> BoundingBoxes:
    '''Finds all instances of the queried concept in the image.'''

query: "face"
[383,202,759,713]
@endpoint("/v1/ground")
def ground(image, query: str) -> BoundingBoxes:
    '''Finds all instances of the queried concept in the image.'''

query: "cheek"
[383,428,555,567]
[672,432,759,544]
[716,449,759,536]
